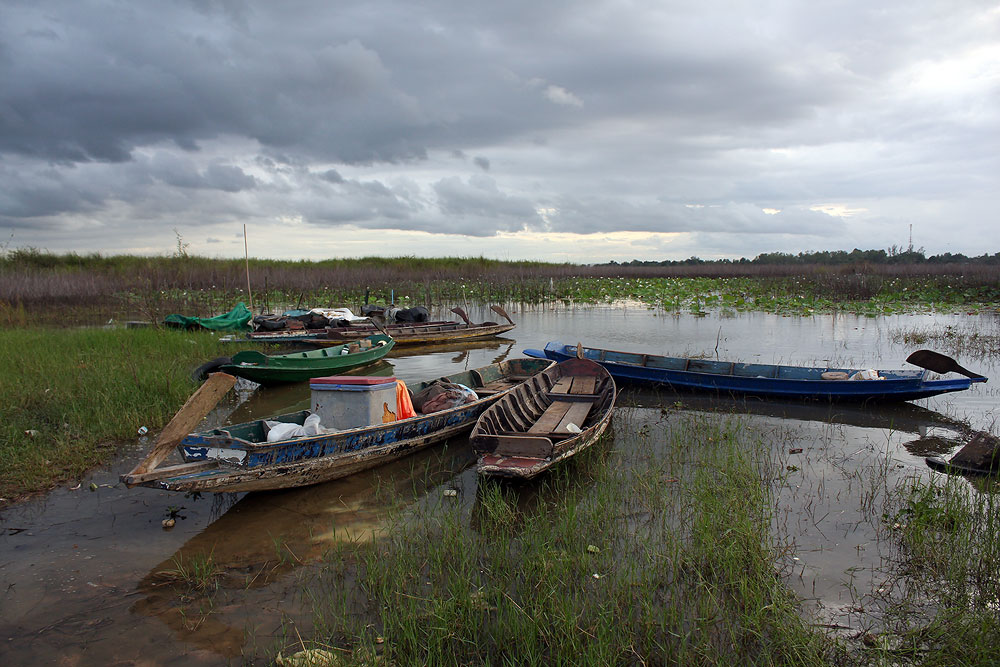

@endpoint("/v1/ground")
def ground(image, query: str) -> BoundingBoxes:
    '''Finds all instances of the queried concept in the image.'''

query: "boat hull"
[219,335,394,384]
[525,343,985,402]
[316,322,515,346]
[123,358,555,493]
[471,357,617,479]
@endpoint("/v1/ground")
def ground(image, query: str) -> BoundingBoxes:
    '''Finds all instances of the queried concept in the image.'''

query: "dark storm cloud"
[0,0,997,258]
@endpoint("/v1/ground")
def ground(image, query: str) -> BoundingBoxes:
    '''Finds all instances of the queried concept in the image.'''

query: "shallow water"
[1,305,997,663]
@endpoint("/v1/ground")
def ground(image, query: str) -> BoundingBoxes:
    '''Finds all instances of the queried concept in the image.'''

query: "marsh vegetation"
[2,254,999,665]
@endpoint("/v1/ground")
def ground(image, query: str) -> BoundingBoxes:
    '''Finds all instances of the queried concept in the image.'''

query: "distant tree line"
[603,247,1000,267]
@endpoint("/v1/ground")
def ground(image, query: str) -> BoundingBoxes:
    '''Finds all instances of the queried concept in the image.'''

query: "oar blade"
[906,349,985,381]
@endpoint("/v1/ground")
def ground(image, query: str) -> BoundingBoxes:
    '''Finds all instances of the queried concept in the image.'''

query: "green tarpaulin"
[163,302,253,331]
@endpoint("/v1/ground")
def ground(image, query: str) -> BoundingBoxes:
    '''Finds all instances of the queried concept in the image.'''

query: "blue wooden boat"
[121,357,555,493]
[524,342,986,402]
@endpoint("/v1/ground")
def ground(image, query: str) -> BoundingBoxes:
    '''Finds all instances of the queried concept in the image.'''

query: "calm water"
[2,305,997,663]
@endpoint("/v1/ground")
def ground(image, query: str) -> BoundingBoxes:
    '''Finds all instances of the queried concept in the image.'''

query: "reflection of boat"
[122,358,554,494]
[620,387,969,435]
[619,385,969,459]
[526,342,987,402]
[132,444,475,659]
[217,334,393,385]
[472,358,617,479]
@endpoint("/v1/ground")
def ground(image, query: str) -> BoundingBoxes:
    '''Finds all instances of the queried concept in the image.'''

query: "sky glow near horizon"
[1,1,998,263]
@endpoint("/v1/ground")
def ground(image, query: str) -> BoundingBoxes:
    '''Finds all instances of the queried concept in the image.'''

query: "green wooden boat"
[219,334,394,385]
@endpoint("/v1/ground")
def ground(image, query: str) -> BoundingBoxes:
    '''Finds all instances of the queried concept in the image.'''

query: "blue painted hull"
[525,343,985,402]
[124,357,555,493]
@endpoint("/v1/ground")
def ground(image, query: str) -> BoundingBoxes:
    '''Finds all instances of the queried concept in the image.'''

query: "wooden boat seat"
[550,376,597,395]
[529,398,594,435]
[493,435,554,458]
[475,375,537,397]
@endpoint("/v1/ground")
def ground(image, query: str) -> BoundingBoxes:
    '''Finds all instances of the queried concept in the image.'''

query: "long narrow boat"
[216,334,394,385]
[122,357,555,494]
[471,357,616,479]
[524,342,987,402]
[316,320,514,346]
[221,320,456,345]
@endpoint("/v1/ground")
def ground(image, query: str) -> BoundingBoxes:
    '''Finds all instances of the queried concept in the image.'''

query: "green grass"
[870,475,1000,664]
[0,327,231,500]
[293,412,837,665]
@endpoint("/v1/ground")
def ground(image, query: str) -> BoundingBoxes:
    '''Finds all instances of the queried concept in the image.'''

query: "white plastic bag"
[849,369,883,381]
[265,413,325,442]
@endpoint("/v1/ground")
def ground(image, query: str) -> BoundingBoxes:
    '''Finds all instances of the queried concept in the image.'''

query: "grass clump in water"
[300,411,837,665]
[869,474,1000,664]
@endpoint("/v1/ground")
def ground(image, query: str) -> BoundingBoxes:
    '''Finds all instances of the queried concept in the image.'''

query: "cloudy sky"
[1,1,997,263]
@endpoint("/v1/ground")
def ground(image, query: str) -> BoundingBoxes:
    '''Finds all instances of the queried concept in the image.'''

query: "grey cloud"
[0,0,996,259]
[434,175,537,223]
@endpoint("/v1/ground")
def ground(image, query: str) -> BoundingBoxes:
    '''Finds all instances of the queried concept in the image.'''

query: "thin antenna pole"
[244,224,254,312]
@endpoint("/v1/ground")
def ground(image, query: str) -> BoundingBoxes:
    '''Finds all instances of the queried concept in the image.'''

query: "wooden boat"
[471,357,616,479]
[316,306,516,346]
[221,320,455,345]
[926,430,1000,476]
[222,306,516,346]
[524,343,987,403]
[121,357,555,494]
[216,334,394,385]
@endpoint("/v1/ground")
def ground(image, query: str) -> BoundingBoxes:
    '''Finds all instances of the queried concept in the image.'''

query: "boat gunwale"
[181,358,556,454]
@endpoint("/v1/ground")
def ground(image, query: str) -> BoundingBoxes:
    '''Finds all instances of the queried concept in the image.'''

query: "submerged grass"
[0,327,229,500]
[889,320,1000,361]
[868,474,1000,664]
[295,410,837,665]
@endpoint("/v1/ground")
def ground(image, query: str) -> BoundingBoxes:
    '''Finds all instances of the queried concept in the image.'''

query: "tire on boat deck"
[191,357,233,382]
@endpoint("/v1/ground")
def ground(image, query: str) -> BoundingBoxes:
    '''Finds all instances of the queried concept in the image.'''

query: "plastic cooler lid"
[311,375,397,385]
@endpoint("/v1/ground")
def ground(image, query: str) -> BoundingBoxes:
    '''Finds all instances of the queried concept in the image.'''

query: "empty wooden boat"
[471,357,616,479]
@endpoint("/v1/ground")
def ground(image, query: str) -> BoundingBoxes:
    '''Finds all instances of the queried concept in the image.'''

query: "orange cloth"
[396,380,416,419]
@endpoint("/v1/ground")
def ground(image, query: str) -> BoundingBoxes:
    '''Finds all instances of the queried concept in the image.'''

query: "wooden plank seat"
[476,379,519,396]
[543,391,602,402]
[528,398,595,435]
[493,434,554,458]
[549,376,598,395]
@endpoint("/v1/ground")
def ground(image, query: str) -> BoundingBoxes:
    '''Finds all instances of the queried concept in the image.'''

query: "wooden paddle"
[450,307,473,326]
[490,305,515,325]
[906,349,987,381]
[368,315,394,341]
[125,372,237,479]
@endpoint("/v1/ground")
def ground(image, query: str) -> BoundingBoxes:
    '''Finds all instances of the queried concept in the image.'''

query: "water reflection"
[129,441,477,656]
[4,307,998,663]
[620,386,968,451]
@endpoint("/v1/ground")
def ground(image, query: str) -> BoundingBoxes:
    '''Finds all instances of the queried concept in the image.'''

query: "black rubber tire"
[191,356,232,382]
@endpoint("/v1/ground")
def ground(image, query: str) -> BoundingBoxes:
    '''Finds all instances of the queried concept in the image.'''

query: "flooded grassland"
[2,305,1000,664]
